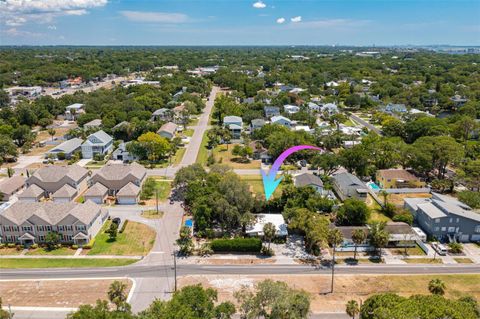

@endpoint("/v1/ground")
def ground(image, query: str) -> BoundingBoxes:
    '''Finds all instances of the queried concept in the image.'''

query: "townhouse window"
[441,227,446,231]
[3,226,9,232]
[435,219,440,223]
[38,235,45,241]
[36,225,44,231]
[475,226,480,233]
[45,225,52,231]
[76,225,86,231]
[448,227,455,233]
[449,218,453,223]
[22,226,33,232]
[57,225,64,231]
[456,218,460,223]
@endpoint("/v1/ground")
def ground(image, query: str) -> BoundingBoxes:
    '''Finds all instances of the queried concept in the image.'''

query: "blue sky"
[1,0,479,46]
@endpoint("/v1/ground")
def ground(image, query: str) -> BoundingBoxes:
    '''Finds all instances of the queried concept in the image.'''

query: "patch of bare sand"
[0,279,132,308]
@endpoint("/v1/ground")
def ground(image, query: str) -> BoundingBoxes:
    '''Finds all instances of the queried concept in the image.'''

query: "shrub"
[30,244,38,249]
[197,243,213,257]
[392,212,414,225]
[7,243,15,248]
[210,237,262,253]
[0,244,5,249]
[448,242,463,254]
[83,238,95,249]
[57,152,66,160]
[15,245,23,251]
[119,220,128,233]
[260,245,275,256]
[71,244,79,250]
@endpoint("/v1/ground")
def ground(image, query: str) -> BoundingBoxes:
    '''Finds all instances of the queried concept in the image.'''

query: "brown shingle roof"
[157,122,177,135]
[18,184,44,198]
[117,182,140,197]
[84,182,108,197]
[0,176,26,195]
[377,169,419,181]
[31,165,89,183]
[94,162,146,181]
[52,184,77,198]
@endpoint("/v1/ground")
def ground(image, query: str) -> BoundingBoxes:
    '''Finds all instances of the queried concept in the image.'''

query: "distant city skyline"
[0,0,479,46]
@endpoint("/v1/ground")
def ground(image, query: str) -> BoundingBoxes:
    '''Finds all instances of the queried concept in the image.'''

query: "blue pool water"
[185,219,193,227]
[367,182,381,191]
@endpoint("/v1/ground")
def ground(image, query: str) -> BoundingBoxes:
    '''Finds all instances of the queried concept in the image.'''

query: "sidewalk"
[0,254,142,260]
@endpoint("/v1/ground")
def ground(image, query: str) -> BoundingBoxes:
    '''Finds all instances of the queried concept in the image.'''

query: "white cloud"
[120,11,189,23]
[291,16,302,23]
[276,17,286,24]
[48,25,57,30]
[253,1,267,9]
[0,0,107,26]
[2,27,43,38]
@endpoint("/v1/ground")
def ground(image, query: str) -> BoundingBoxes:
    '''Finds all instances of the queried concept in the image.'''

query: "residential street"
[349,114,382,135]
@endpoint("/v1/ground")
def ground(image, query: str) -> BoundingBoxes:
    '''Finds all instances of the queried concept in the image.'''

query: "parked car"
[431,242,448,256]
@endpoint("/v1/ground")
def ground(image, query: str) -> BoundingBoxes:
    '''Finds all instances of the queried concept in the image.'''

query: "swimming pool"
[185,219,193,227]
[366,181,381,191]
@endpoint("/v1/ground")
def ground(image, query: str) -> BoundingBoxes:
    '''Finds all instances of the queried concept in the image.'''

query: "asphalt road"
[2,263,479,280]
[350,114,382,135]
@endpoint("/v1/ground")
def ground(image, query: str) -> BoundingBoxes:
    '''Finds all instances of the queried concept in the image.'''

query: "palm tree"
[263,222,276,250]
[47,128,56,141]
[428,278,446,295]
[351,229,367,261]
[345,300,360,319]
[379,190,389,206]
[328,228,344,293]
[108,280,129,311]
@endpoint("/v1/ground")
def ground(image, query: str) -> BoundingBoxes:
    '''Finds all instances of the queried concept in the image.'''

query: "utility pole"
[155,188,159,214]
[173,250,177,292]
[331,244,336,293]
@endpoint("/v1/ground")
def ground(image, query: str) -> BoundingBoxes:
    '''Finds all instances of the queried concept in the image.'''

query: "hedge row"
[210,238,262,253]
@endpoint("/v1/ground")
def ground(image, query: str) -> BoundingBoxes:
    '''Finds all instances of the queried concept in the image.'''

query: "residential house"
[17,185,44,202]
[294,173,324,193]
[151,108,171,122]
[293,126,312,133]
[249,141,272,164]
[112,142,138,162]
[450,95,468,108]
[116,182,141,205]
[83,119,103,130]
[0,201,108,246]
[223,116,243,139]
[172,104,187,124]
[383,103,407,114]
[308,102,320,112]
[283,104,300,114]
[404,193,480,242]
[320,103,339,115]
[83,182,108,204]
[45,138,83,159]
[64,103,84,120]
[246,214,288,237]
[0,176,26,202]
[326,81,339,87]
[25,165,89,198]
[333,222,418,251]
[271,115,292,128]
[251,119,266,131]
[376,169,425,189]
[89,163,147,203]
[52,184,78,203]
[264,106,280,118]
[157,122,178,140]
[81,130,113,159]
[331,172,369,202]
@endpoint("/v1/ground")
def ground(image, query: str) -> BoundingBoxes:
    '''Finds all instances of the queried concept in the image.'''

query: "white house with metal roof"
[81,130,113,159]
[45,138,83,159]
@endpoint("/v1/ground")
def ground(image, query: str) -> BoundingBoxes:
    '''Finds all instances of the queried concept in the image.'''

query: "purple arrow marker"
[261,145,323,200]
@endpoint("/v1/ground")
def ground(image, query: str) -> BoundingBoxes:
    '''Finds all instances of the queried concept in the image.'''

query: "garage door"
[117,197,136,205]
[471,235,480,241]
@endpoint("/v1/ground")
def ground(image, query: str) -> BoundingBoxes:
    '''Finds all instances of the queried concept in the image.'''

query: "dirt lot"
[0,278,132,308]
[388,193,431,206]
[179,274,480,313]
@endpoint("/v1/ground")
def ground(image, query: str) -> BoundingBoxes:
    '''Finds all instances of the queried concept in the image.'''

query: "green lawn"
[183,129,194,137]
[0,258,137,269]
[343,119,355,126]
[141,210,164,219]
[212,144,261,169]
[239,175,283,198]
[26,247,77,256]
[173,148,186,165]
[0,248,21,255]
[390,245,426,256]
[196,131,210,164]
[87,221,155,256]
[454,258,474,264]
[141,179,171,201]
